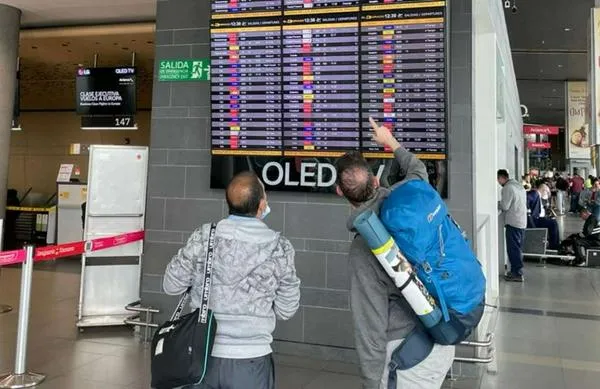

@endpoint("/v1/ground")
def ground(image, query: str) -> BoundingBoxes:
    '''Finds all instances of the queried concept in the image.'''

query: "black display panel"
[212,0,282,15]
[282,12,360,157]
[75,67,136,116]
[283,0,359,11]
[360,3,446,159]
[211,17,283,156]
[210,0,448,193]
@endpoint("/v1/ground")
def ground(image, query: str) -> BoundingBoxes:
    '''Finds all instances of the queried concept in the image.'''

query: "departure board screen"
[360,2,446,159]
[212,0,282,15]
[210,0,447,160]
[282,12,360,157]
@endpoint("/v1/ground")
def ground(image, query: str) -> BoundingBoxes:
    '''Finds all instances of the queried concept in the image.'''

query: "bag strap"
[199,223,217,324]
[170,223,217,323]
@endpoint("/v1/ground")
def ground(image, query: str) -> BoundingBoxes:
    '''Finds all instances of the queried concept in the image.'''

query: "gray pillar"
[0,4,20,220]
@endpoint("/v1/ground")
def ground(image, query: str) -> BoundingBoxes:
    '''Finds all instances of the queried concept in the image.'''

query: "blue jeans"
[570,192,580,212]
[505,225,524,276]
[532,217,560,250]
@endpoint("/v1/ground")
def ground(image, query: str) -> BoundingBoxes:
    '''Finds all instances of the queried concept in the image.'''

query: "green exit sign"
[158,59,210,81]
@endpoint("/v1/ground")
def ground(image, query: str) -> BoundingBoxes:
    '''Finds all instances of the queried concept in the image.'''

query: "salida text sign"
[159,59,210,81]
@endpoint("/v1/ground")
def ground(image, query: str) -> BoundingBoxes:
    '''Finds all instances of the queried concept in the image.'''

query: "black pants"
[560,234,600,265]
[186,354,275,389]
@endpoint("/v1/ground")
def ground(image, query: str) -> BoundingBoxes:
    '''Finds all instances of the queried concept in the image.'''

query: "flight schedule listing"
[361,2,446,159]
[211,0,281,16]
[209,0,448,159]
[210,17,283,156]
[282,13,360,157]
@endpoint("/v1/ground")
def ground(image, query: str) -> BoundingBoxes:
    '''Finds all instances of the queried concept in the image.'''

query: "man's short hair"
[226,171,265,217]
[497,169,509,179]
[335,151,376,204]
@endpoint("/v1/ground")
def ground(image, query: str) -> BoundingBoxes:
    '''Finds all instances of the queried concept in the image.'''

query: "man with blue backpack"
[336,118,486,389]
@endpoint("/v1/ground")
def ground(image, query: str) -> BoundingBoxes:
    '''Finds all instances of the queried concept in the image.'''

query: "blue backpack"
[380,179,486,345]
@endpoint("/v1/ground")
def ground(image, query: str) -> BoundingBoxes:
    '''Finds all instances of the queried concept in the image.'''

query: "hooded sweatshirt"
[163,216,301,359]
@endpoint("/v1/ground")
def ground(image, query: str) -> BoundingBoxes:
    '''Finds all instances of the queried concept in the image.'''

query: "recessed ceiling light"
[564,27,572,32]
[558,64,564,68]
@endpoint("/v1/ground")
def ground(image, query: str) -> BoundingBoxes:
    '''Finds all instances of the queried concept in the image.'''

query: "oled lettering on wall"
[158,60,211,81]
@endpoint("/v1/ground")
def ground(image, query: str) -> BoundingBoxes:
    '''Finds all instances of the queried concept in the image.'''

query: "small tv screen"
[76,67,136,115]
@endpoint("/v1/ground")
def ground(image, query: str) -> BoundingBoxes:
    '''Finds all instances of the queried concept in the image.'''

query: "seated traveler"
[527,183,560,250]
[559,206,600,266]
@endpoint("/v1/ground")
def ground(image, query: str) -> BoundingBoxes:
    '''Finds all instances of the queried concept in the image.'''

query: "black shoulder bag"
[151,223,218,389]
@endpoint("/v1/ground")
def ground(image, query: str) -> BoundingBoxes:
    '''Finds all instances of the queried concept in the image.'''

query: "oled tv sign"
[75,67,137,116]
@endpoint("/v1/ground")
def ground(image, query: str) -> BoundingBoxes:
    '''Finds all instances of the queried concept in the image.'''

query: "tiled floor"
[1,215,600,388]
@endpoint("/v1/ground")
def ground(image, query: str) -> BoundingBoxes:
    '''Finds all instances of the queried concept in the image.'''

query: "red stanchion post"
[0,246,45,388]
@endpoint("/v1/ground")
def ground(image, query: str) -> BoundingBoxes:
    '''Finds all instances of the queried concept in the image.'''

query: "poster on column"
[566,81,590,160]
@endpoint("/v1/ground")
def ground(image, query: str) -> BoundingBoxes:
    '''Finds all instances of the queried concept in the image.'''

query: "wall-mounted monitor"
[76,67,137,116]
[209,0,448,195]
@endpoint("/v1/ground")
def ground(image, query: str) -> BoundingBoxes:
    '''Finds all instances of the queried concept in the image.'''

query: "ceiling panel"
[512,52,587,81]
[505,0,594,129]
[505,0,594,51]
[2,0,156,27]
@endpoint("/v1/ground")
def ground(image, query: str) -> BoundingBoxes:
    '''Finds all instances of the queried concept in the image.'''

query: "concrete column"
[0,4,20,220]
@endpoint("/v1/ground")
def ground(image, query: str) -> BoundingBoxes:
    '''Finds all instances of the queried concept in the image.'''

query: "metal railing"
[124,301,160,343]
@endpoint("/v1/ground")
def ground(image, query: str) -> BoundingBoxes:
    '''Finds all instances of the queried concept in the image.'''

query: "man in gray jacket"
[335,118,455,389]
[163,171,301,389]
[497,169,527,282]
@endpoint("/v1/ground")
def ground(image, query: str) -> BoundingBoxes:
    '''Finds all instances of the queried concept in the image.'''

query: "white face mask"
[260,204,271,220]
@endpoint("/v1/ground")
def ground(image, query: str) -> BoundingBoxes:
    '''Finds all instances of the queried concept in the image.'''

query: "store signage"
[523,125,559,135]
[527,142,552,150]
[158,59,210,81]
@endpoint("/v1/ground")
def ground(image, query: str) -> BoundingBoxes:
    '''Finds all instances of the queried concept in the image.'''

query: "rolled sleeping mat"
[353,209,442,329]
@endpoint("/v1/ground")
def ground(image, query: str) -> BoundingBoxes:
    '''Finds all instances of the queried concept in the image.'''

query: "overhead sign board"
[527,142,552,150]
[523,125,559,135]
[158,59,210,81]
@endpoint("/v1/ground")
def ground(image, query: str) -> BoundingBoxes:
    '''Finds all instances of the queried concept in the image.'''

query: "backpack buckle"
[422,262,432,274]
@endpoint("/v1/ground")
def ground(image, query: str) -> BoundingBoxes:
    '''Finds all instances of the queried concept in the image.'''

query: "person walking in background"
[585,175,593,190]
[570,170,585,213]
[555,174,569,215]
[498,169,527,282]
[163,171,301,389]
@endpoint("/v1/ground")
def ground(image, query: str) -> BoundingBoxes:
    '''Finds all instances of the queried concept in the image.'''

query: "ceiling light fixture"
[564,27,572,32]
[558,64,564,68]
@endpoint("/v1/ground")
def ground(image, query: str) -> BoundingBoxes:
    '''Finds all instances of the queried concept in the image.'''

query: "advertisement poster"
[566,81,590,159]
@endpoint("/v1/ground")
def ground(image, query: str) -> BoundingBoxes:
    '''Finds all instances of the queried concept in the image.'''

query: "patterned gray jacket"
[163,216,301,359]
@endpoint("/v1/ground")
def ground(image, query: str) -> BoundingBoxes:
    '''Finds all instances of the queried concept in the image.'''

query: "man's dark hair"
[226,171,265,217]
[497,169,509,179]
[335,151,377,205]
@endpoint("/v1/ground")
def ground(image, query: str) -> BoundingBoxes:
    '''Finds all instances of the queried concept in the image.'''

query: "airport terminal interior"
[2,0,600,388]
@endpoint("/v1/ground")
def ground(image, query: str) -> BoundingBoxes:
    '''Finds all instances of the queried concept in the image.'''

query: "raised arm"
[369,117,427,181]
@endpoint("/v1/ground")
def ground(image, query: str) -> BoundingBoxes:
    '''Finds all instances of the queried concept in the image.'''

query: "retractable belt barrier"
[0,230,145,266]
[0,230,145,389]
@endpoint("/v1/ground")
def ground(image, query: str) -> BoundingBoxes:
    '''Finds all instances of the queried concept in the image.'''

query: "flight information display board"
[282,12,360,157]
[360,2,446,159]
[210,0,447,160]
[211,17,283,155]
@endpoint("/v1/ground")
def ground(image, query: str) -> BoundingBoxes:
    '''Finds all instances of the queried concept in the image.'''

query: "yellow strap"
[372,237,395,256]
